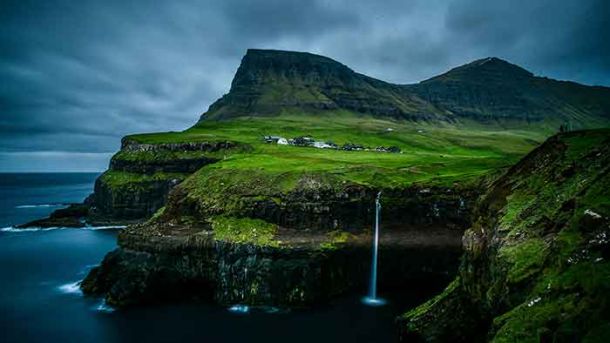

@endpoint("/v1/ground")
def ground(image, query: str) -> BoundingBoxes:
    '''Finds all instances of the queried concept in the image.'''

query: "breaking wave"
[94,300,115,313]
[58,281,83,295]
[1,225,126,233]
[15,203,67,209]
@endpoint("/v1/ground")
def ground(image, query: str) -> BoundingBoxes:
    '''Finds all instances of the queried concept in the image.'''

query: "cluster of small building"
[263,135,401,153]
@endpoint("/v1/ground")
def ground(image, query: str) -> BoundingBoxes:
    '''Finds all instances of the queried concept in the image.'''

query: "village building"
[263,135,284,143]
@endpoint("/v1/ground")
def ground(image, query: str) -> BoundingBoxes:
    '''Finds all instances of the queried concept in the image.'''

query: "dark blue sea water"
[0,173,430,343]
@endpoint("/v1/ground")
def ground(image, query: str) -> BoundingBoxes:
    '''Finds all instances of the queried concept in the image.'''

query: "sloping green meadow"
[123,113,548,188]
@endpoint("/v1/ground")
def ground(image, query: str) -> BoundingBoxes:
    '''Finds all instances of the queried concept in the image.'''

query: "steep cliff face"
[82,226,370,308]
[81,175,474,308]
[162,168,479,232]
[89,138,241,221]
[399,129,610,342]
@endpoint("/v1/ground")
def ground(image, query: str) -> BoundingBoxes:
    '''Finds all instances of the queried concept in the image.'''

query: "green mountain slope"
[407,57,610,125]
[399,129,610,342]
[202,49,443,121]
[200,50,610,129]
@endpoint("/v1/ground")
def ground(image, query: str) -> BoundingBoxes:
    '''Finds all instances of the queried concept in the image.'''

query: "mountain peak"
[470,56,532,75]
[204,49,437,121]
[473,56,512,66]
[230,49,353,89]
[422,56,533,84]
[199,49,610,125]
[243,48,337,61]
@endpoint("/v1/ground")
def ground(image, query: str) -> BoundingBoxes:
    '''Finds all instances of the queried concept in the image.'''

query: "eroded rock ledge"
[81,180,476,309]
[82,222,464,308]
[20,139,243,227]
[120,139,237,152]
[90,139,243,220]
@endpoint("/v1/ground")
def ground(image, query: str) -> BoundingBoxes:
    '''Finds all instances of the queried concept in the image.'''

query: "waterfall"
[362,191,386,306]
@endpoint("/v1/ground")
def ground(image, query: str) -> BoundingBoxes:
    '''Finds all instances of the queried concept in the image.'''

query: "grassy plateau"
[120,112,550,189]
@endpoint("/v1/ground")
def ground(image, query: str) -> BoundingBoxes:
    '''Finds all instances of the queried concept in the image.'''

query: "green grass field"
[120,112,549,188]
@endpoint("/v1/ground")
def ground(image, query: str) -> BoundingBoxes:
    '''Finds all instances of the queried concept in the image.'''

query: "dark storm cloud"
[443,0,610,85]
[0,0,608,171]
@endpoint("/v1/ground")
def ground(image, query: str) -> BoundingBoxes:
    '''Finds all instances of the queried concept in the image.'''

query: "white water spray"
[362,191,386,306]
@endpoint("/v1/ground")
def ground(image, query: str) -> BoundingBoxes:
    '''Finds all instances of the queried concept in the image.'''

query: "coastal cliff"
[399,129,610,342]
[89,138,242,220]
[17,49,610,341]
[81,172,476,307]
[22,49,610,227]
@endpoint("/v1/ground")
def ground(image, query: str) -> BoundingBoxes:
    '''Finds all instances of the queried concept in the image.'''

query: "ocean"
[0,173,427,342]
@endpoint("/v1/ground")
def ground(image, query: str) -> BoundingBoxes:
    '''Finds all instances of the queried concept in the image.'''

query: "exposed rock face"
[200,49,610,127]
[88,139,240,221]
[84,230,369,307]
[82,230,462,308]
[164,168,480,234]
[109,157,216,174]
[18,203,90,228]
[82,184,471,308]
[398,129,610,342]
[240,185,475,231]
[92,176,182,219]
[120,139,237,152]
[81,230,217,306]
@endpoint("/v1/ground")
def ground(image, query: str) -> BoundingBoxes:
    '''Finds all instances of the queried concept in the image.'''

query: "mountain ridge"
[202,49,442,122]
[199,49,610,127]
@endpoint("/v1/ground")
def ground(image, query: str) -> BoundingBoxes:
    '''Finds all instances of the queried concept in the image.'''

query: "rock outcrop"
[18,203,90,228]
[18,138,242,228]
[398,129,610,342]
[88,139,241,221]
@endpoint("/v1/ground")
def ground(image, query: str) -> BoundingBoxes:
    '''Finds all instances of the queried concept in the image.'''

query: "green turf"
[124,112,548,188]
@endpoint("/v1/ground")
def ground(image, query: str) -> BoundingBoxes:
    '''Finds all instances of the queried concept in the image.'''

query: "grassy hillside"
[199,49,610,128]
[407,57,610,126]
[399,129,610,342]
[123,113,547,188]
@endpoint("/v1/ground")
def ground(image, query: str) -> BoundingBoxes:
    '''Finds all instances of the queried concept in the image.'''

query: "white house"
[313,141,332,149]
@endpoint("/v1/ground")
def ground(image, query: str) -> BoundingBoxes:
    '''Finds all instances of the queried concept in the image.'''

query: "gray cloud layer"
[1,0,608,171]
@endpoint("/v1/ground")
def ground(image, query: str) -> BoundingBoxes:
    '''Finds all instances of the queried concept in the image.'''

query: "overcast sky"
[1,0,608,172]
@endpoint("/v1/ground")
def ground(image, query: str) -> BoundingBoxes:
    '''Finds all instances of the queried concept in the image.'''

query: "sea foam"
[94,300,115,313]
[1,225,126,233]
[15,204,66,209]
[58,281,83,295]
